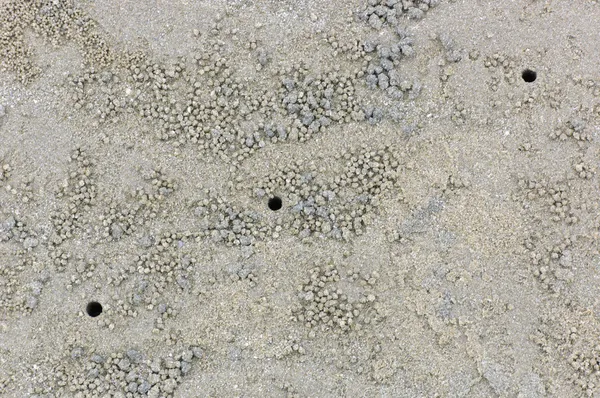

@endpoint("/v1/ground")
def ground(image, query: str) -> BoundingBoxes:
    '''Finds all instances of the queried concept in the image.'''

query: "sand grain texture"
[1,0,600,397]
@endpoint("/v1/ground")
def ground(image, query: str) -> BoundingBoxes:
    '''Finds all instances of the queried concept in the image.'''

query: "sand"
[1,0,600,397]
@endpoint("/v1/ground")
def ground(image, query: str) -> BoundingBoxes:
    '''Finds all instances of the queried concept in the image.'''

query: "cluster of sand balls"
[100,197,158,242]
[358,0,440,29]
[225,262,258,286]
[0,255,49,314]
[50,148,97,246]
[118,274,173,318]
[523,232,576,293]
[42,148,97,275]
[65,256,98,290]
[29,346,203,398]
[0,162,11,183]
[566,337,600,396]
[0,255,25,313]
[257,145,402,240]
[0,0,112,83]
[192,190,272,246]
[30,0,112,66]
[49,247,71,273]
[483,53,518,90]
[530,307,600,397]
[291,263,379,333]
[151,301,181,336]
[338,145,402,196]
[4,174,36,205]
[573,159,594,180]
[100,169,176,241]
[437,32,463,63]
[134,233,196,281]
[70,46,369,165]
[549,118,592,142]
[88,240,191,322]
[271,336,306,359]
[517,177,578,224]
[0,214,33,244]
[441,174,470,195]
[278,66,365,141]
[322,31,366,61]
[1,0,436,164]
[0,1,40,83]
[0,208,34,244]
[70,70,127,121]
[363,28,422,99]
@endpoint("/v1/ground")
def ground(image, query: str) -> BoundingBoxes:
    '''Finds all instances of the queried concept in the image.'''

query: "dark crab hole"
[86,301,103,317]
[268,196,282,211]
[522,69,537,83]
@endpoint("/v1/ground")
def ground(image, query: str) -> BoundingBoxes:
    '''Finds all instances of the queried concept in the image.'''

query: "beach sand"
[1,0,600,397]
